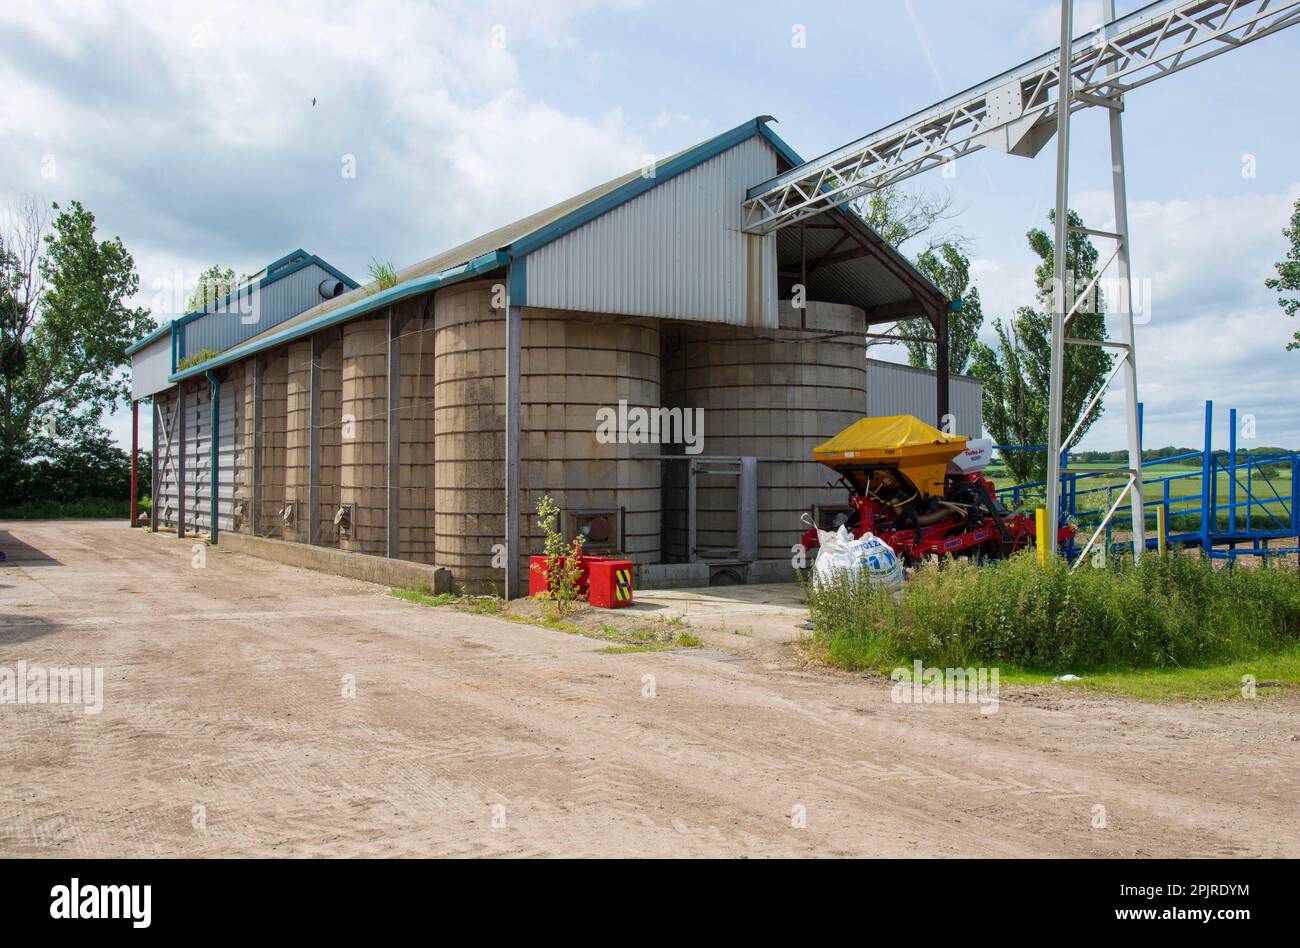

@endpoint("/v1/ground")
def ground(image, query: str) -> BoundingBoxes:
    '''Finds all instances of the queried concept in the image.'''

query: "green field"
[987,460,1295,532]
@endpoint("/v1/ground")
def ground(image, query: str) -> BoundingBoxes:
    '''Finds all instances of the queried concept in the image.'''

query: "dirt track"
[1,520,1297,858]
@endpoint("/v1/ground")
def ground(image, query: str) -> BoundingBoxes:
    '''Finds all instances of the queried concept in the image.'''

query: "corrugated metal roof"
[167,116,948,381]
[209,119,789,363]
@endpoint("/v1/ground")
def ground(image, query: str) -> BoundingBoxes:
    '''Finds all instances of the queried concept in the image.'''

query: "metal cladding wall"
[154,388,181,530]
[131,333,173,400]
[214,374,240,534]
[148,366,273,540]
[179,263,350,363]
[865,358,983,439]
[525,134,779,328]
[182,380,211,536]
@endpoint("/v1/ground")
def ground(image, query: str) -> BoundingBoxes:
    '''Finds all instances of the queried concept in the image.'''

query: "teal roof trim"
[128,250,358,353]
[126,322,172,356]
[168,251,508,381]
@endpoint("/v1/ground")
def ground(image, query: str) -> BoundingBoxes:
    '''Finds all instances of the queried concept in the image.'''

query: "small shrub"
[176,348,222,370]
[367,258,399,292]
[532,494,586,616]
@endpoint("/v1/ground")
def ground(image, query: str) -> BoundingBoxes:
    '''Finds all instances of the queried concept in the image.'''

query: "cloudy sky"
[2,0,1297,453]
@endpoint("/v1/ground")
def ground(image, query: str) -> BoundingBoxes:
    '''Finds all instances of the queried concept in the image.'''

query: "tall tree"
[0,199,150,500]
[1265,196,1300,351]
[897,242,984,374]
[186,264,240,313]
[855,185,961,252]
[968,209,1113,484]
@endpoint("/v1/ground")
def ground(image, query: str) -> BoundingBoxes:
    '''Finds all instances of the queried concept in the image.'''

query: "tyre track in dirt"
[1,521,1296,857]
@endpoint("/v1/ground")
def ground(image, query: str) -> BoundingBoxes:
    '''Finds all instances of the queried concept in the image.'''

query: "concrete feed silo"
[433,281,663,592]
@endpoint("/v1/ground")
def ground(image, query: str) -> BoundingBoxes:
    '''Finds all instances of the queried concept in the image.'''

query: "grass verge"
[804,551,1300,699]
[975,647,1300,701]
[388,587,704,652]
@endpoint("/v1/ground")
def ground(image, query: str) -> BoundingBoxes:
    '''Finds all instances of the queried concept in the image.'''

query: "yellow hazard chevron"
[614,568,632,602]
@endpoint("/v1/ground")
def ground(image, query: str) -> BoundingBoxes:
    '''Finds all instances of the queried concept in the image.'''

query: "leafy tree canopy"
[968,209,1114,484]
[0,198,150,503]
[1265,196,1300,350]
[897,243,984,374]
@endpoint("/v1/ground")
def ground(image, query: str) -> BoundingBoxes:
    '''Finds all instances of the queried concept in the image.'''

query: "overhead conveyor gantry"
[743,0,1300,562]
[742,0,1300,235]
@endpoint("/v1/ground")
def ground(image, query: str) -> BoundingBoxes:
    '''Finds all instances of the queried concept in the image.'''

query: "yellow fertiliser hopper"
[813,415,968,498]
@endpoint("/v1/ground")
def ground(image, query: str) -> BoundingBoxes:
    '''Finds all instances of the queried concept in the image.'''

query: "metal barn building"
[129,118,968,594]
[866,358,983,442]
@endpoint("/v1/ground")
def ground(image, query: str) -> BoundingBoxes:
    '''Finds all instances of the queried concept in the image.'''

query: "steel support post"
[932,304,950,429]
[1229,407,1238,532]
[177,383,187,540]
[130,399,139,526]
[504,291,522,600]
[150,398,160,532]
[251,354,262,536]
[504,305,522,599]
[207,371,220,543]
[738,456,758,563]
[1046,0,1075,557]
[1105,0,1145,561]
[1201,400,1214,555]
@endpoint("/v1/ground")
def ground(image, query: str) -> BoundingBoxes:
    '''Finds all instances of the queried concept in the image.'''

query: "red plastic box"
[528,555,633,609]
[528,554,597,598]
[587,559,634,609]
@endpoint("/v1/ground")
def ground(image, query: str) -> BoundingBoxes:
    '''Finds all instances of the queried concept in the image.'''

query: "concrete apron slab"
[627,582,809,644]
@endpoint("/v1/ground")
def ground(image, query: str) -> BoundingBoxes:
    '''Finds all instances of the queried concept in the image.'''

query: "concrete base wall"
[214,530,452,592]
[637,558,797,589]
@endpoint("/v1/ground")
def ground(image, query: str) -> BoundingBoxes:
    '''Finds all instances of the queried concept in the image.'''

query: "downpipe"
[205,370,220,543]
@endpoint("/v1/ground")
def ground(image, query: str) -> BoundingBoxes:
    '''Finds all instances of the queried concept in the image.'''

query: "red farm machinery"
[800,416,1074,564]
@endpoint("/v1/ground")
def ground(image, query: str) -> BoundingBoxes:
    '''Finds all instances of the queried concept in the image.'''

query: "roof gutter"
[169,250,509,382]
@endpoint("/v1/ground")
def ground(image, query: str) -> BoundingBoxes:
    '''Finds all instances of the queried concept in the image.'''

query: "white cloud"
[963,182,1300,449]
[1,0,657,451]
[1020,0,1105,51]
[0,0,651,320]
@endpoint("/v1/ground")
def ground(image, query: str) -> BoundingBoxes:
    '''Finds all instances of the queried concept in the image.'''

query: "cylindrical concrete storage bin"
[339,318,387,555]
[434,282,506,592]
[282,339,313,544]
[661,300,867,562]
[317,332,343,547]
[433,281,663,594]
[517,307,662,580]
[256,348,289,538]
[397,298,437,564]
